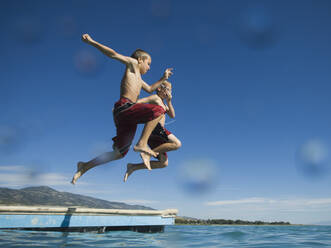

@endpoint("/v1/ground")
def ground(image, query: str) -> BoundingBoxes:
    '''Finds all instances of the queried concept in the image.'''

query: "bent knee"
[162,159,168,167]
[174,139,182,150]
[168,134,182,150]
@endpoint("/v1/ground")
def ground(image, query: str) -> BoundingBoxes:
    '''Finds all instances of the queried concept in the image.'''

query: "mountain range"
[0,186,153,210]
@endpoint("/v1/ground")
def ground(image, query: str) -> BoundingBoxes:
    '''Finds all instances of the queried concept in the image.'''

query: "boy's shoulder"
[128,57,138,65]
[124,57,138,69]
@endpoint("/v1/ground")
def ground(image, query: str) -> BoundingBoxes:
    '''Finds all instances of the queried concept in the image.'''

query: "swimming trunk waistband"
[113,98,134,117]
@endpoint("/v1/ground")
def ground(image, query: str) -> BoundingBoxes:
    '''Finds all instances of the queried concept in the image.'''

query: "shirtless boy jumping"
[71,34,173,184]
[124,81,181,182]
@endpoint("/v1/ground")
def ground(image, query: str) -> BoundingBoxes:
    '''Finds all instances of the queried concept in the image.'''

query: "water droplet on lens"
[0,125,24,155]
[177,159,219,195]
[57,15,77,38]
[74,49,101,77]
[12,16,44,44]
[238,6,277,49]
[149,0,171,18]
[296,139,330,179]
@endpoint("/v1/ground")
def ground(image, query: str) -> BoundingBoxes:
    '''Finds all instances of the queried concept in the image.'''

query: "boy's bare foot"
[71,162,86,185]
[123,163,134,182]
[134,144,158,157]
[140,152,152,170]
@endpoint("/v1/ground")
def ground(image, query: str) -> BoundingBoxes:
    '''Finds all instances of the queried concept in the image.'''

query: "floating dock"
[0,206,178,233]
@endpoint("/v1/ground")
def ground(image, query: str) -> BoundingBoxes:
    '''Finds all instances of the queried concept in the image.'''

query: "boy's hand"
[82,34,94,44]
[165,91,172,101]
[163,68,174,80]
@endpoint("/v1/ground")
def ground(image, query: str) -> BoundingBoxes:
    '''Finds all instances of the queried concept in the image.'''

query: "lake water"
[0,225,330,247]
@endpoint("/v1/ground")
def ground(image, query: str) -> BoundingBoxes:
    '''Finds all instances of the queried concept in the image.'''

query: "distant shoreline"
[175,223,306,226]
[175,217,292,226]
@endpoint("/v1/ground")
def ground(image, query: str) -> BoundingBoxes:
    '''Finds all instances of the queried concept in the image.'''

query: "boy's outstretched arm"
[82,34,135,66]
[142,68,173,93]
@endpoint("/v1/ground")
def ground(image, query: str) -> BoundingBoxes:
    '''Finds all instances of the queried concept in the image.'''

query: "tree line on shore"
[175,217,290,225]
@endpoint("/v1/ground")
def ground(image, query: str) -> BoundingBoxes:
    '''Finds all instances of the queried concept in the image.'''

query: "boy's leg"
[124,154,168,182]
[124,133,181,182]
[137,140,176,170]
[136,129,181,171]
[140,152,152,171]
[136,134,180,171]
[71,149,123,184]
[152,134,182,154]
[115,101,165,166]
[134,114,163,157]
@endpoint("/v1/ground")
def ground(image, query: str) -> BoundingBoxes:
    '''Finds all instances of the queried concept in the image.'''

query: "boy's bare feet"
[140,152,152,170]
[71,162,86,185]
[134,144,158,157]
[123,163,134,182]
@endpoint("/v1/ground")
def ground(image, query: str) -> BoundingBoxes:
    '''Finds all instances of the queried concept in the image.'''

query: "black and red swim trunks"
[148,123,172,159]
[112,97,165,156]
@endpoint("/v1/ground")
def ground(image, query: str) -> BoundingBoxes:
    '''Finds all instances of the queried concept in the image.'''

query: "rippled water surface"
[0,225,330,247]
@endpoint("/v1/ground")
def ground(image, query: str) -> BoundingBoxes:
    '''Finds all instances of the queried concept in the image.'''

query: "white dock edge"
[0,206,178,233]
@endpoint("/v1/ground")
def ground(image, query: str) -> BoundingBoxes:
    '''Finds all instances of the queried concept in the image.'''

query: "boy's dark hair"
[131,49,150,60]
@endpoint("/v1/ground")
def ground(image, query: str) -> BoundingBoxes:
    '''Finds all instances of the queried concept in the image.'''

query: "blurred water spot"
[0,125,24,154]
[11,16,44,44]
[24,162,46,185]
[56,15,77,38]
[296,139,330,179]
[0,121,44,155]
[149,0,171,18]
[74,49,101,77]
[0,162,46,187]
[237,6,277,49]
[177,159,219,195]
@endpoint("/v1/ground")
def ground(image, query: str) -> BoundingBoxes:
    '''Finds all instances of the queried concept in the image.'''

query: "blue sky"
[1,0,331,224]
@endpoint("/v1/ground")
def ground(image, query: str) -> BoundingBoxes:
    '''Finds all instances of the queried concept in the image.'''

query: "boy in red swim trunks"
[71,34,173,184]
[123,81,181,182]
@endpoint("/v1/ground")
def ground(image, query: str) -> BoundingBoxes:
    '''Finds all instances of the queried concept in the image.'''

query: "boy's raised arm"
[82,34,135,66]
[142,68,173,93]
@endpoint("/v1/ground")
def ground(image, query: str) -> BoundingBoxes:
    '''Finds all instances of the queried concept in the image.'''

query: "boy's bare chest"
[124,71,142,85]
[122,72,143,89]
[156,98,168,111]
[120,71,143,101]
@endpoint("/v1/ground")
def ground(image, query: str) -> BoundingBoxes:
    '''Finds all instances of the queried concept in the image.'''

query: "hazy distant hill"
[0,186,153,210]
[311,221,331,225]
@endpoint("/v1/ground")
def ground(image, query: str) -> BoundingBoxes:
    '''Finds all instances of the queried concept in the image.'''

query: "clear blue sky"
[1,0,331,224]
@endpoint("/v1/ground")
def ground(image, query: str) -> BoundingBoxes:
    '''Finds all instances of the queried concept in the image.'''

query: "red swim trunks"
[148,123,172,159]
[112,98,165,156]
